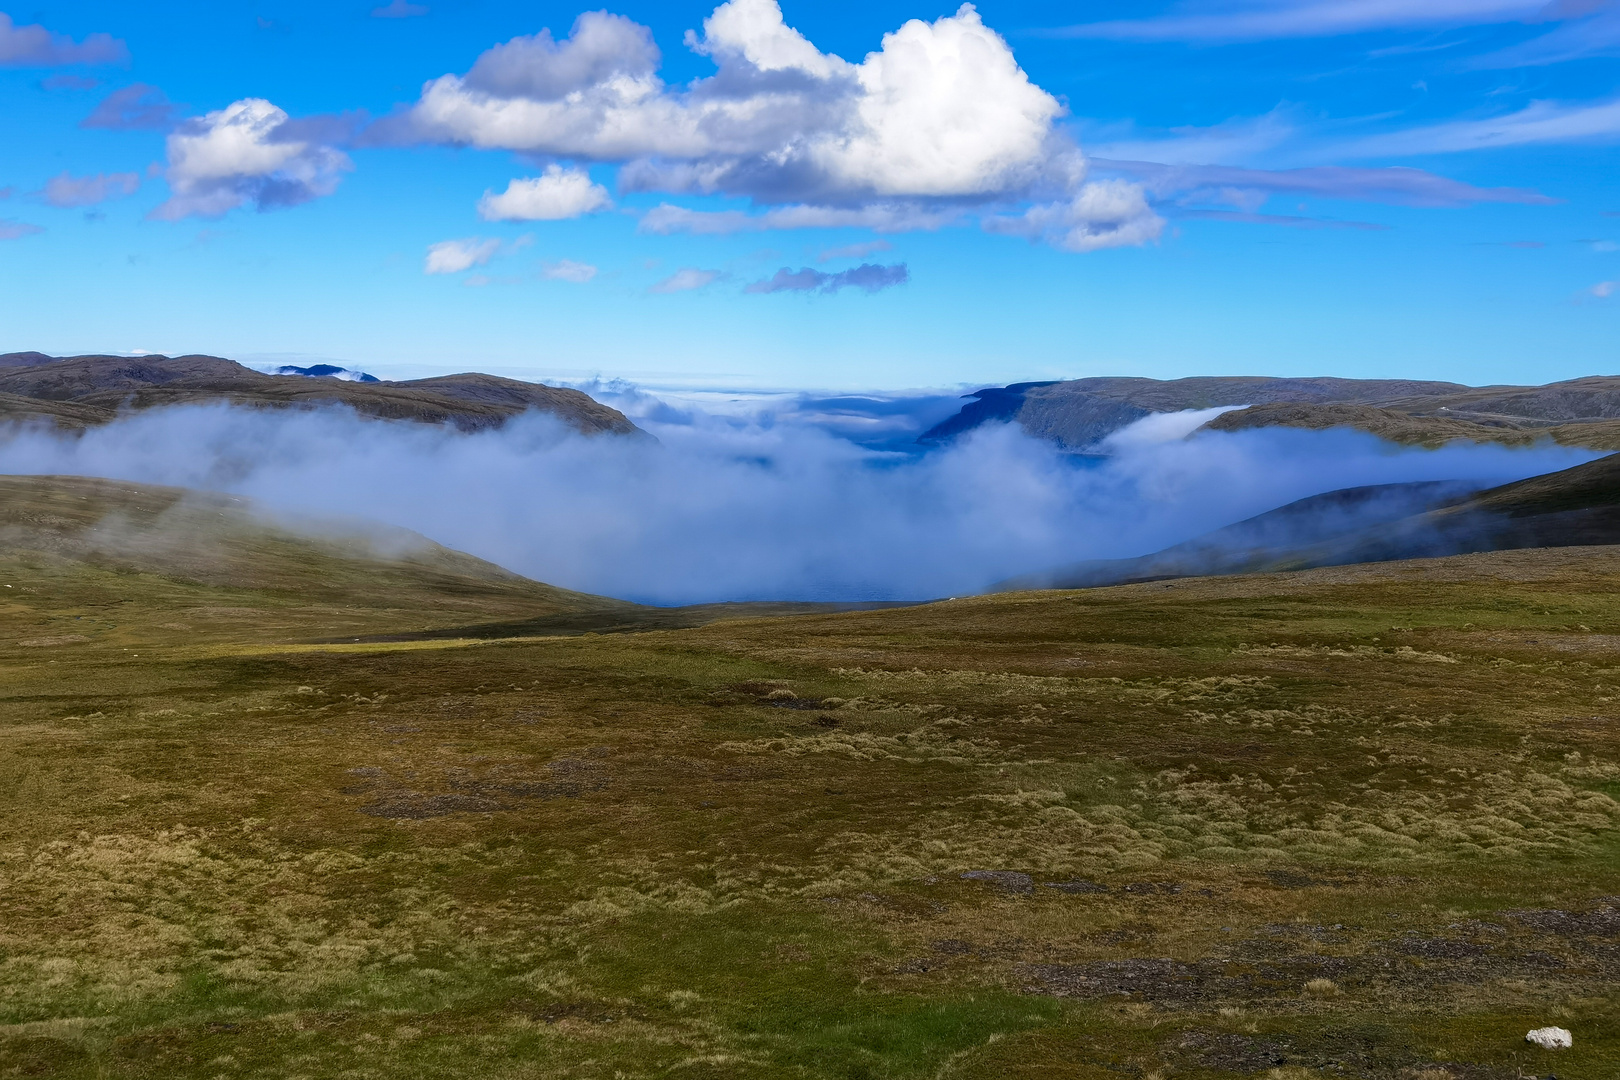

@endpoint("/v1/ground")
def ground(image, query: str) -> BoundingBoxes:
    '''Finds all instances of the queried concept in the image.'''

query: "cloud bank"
[379,0,1163,253]
[0,400,1596,604]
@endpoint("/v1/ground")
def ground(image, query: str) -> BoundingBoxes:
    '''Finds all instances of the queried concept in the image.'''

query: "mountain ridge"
[923,373,1620,451]
[0,352,644,436]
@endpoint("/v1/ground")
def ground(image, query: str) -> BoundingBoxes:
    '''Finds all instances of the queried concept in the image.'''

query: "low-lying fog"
[0,393,1600,604]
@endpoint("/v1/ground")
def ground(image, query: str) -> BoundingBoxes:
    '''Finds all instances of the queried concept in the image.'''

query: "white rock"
[1525,1027,1573,1050]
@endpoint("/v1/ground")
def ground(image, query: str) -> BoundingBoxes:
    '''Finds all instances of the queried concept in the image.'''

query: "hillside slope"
[0,474,904,644]
[1000,452,1620,590]
[1202,401,1620,449]
[924,373,1620,450]
[0,352,644,435]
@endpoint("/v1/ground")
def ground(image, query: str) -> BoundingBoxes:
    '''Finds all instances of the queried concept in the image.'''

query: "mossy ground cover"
[3,542,1620,1078]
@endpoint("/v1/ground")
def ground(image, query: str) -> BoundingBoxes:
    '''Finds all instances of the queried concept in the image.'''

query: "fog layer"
[0,402,1599,603]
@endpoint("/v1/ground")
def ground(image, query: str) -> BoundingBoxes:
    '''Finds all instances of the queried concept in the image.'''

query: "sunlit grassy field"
[3,489,1619,1078]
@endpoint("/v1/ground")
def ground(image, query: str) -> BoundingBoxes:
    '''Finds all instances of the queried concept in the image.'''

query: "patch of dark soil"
[1391,933,1491,959]
[962,870,1034,895]
[1506,903,1620,939]
[1240,924,1352,951]
[507,998,628,1025]
[931,938,974,955]
[359,792,502,818]
[1265,869,1319,889]
[1,1036,92,1076]
[1123,881,1183,895]
[450,757,614,801]
[1169,1030,1294,1072]
[1045,879,1109,894]
[713,763,785,782]
[729,681,793,696]
[1024,955,1352,1002]
[1163,1028,1513,1079]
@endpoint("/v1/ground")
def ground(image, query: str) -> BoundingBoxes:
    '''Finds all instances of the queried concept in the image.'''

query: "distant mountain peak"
[271,363,380,383]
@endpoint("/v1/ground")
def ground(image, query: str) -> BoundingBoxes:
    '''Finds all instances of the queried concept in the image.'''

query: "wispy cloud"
[372,0,429,17]
[542,258,598,282]
[0,219,44,240]
[745,263,909,294]
[42,170,140,208]
[818,239,892,262]
[649,268,721,293]
[82,84,179,131]
[1050,0,1554,42]
[1471,5,1620,67]
[0,12,127,66]
[1084,110,1299,169]
[1180,208,1390,229]
[1096,159,1556,207]
[1342,95,1620,156]
[424,237,503,274]
[41,73,98,91]
[638,202,962,236]
[1593,280,1617,298]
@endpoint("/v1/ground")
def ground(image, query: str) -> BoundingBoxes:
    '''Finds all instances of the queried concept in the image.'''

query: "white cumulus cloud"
[984,179,1165,252]
[478,164,613,220]
[425,237,504,274]
[383,0,1160,253]
[152,98,352,220]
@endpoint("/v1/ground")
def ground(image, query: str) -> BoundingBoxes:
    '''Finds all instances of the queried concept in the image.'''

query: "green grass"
[3,518,1620,1077]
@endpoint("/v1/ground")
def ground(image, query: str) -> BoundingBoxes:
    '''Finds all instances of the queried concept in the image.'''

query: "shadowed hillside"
[1000,452,1620,590]
[0,352,643,435]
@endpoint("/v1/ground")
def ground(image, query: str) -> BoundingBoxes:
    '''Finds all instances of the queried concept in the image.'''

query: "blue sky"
[0,0,1616,390]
